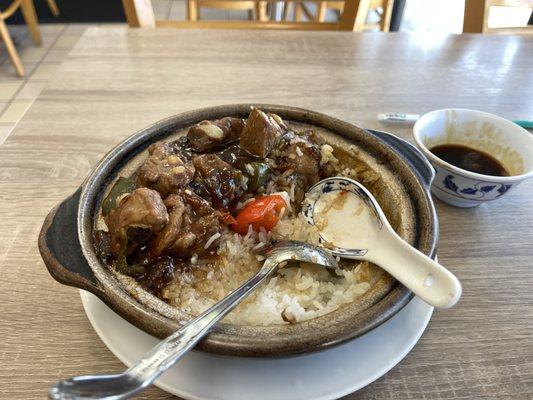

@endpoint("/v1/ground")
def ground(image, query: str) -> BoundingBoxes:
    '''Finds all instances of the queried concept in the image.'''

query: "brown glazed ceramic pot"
[39,104,438,357]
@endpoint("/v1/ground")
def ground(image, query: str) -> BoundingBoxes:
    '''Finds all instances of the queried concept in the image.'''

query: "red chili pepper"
[231,195,287,235]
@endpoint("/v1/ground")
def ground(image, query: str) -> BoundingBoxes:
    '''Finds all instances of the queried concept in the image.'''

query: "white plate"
[80,290,433,400]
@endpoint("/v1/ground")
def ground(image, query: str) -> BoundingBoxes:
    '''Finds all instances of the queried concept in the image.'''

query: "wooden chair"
[187,1,268,22]
[0,0,42,77]
[46,0,60,17]
[463,0,533,34]
[123,0,369,31]
[287,0,393,31]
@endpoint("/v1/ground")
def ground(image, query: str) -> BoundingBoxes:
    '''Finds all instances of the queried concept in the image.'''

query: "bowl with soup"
[413,109,533,208]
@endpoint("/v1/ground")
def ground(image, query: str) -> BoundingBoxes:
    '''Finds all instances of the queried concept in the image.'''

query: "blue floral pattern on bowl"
[441,174,512,200]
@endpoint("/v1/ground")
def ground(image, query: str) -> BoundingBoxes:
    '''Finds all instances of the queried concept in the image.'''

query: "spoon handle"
[369,230,462,308]
[126,258,277,387]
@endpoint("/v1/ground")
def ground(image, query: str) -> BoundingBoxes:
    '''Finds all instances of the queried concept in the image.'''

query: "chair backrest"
[311,0,393,31]
[187,1,265,22]
[463,0,533,34]
[122,0,369,31]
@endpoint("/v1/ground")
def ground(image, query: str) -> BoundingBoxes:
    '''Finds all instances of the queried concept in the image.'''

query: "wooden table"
[0,27,532,399]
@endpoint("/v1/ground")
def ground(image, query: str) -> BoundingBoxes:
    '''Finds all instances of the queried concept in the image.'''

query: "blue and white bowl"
[413,109,533,208]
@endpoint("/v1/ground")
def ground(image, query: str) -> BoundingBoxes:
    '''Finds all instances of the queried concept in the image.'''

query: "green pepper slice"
[247,162,271,191]
[102,177,136,216]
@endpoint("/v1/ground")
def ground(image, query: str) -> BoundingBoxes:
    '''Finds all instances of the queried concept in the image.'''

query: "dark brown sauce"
[429,144,509,176]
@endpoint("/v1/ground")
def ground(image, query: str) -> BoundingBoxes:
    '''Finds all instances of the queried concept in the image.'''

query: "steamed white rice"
[159,144,375,326]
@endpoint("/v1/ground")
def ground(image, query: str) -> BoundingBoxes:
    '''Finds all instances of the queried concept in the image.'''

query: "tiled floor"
[0,23,91,145]
[0,2,193,146]
[0,1,529,145]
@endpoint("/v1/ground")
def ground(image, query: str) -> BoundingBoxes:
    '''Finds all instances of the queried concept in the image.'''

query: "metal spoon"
[49,241,337,400]
[302,177,461,309]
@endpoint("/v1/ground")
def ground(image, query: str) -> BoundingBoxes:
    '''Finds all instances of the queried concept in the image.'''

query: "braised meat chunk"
[181,188,215,215]
[181,212,220,256]
[148,190,221,259]
[193,154,242,210]
[148,194,186,258]
[139,257,177,296]
[274,131,321,186]
[217,144,256,172]
[105,188,168,256]
[137,142,195,198]
[240,108,285,158]
[187,117,245,152]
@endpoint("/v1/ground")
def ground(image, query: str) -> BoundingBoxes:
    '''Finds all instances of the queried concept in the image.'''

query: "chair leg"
[46,0,60,17]
[0,19,25,77]
[187,0,199,21]
[282,1,292,20]
[122,0,156,27]
[380,0,393,31]
[463,0,489,33]
[317,2,327,22]
[354,0,372,31]
[295,3,303,21]
[254,2,268,21]
[258,1,268,21]
[20,0,41,46]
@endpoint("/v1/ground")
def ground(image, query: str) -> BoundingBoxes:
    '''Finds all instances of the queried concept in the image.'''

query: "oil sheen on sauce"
[313,190,379,249]
[429,144,509,176]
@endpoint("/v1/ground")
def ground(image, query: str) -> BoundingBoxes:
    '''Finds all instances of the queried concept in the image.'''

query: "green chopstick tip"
[512,120,533,129]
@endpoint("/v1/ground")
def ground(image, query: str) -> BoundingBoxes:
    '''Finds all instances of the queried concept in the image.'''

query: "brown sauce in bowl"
[429,144,509,176]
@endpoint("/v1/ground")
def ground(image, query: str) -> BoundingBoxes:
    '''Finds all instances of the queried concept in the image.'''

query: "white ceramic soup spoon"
[302,177,461,308]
